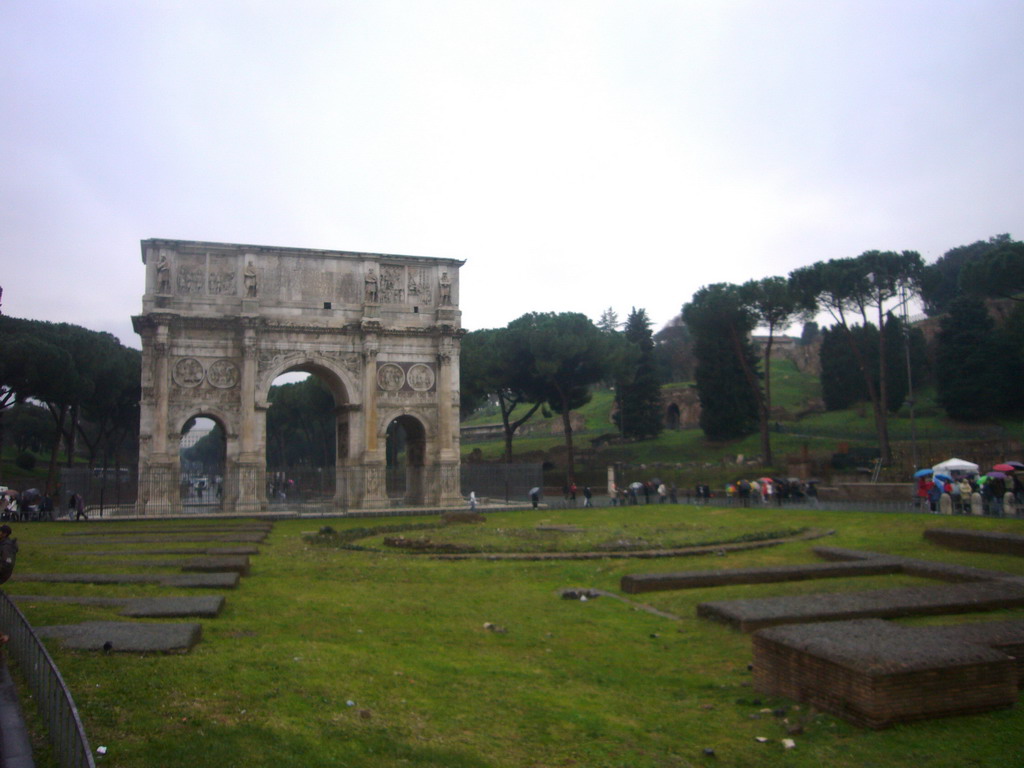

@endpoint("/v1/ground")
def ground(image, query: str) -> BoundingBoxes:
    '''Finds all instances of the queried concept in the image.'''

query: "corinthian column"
[234,326,264,511]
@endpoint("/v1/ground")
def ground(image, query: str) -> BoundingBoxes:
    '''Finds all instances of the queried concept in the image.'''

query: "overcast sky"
[2,1,1022,348]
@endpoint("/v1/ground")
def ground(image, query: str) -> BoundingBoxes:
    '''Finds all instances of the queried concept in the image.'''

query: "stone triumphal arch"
[133,239,464,512]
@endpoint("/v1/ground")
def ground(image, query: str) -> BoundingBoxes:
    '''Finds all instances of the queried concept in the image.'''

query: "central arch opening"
[265,368,348,508]
[386,415,426,505]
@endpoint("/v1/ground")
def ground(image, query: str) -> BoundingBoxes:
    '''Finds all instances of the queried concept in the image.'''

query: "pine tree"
[617,308,663,439]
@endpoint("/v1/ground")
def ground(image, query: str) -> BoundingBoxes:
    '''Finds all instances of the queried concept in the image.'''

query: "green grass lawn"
[6,508,1024,768]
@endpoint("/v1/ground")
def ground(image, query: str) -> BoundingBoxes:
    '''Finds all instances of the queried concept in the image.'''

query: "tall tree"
[682,285,760,442]
[459,327,545,462]
[597,307,621,333]
[740,276,801,464]
[791,251,922,464]
[819,324,872,411]
[616,308,663,440]
[935,296,1024,420]
[509,312,613,483]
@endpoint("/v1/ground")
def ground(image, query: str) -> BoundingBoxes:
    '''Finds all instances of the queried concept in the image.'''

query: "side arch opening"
[386,415,426,505]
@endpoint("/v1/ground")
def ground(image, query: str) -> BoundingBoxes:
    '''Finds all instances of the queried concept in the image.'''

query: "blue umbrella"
[913,468,933,478]
[934,474,953,484]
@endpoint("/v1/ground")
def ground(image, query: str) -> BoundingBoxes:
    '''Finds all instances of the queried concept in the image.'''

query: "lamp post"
[897,280,919,471]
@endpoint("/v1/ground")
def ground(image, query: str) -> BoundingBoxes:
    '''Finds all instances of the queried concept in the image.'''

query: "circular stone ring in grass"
[306,523,831,560]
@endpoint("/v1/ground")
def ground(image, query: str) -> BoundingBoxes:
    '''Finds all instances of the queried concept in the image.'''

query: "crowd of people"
[916,462,1023,516]
[557,477,820,508]
[723,477,817,507]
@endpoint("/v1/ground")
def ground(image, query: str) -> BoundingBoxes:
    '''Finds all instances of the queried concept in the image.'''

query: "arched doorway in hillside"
[386,415,426,505]
[178,415,226,510]
[666,403,681,430]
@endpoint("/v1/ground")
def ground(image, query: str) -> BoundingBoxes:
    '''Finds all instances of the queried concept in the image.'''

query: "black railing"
[0,591,95,768]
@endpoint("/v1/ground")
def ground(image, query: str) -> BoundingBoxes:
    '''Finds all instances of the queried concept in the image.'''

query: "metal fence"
[460,463,544,503]
[0,591,95,768]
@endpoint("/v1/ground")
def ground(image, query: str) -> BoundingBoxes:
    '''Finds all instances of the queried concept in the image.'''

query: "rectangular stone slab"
[60,524,271,536]
[35,621,202,653]
[182,555,250,575]
[77,546,260,556]
[924,528,1024,557]
[100,556,251,575]
[9,594,225,618]
[698,581,1024,632]
[753,619,1017,729]
[621,559,904,593]
[812,546,1015,582]
[61,533,268,544]
[902,619,1024,688]
[16,572,239,588]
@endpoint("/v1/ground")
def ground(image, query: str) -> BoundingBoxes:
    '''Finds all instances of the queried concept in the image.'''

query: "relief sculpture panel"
[376,362,436,393]
[177,255,206,295]
[406,267,432,305]
[173,357,205,388]
[208,255,237,295]
[207,359,240,388]
[379,264,405,304]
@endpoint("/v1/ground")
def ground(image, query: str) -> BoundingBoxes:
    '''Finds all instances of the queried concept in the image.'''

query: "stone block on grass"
[752,619,1017,729]
[924,528,1024,558]
[36,621,203,653]
[181,555,251,575]
[698,581,1024,632]
[621,559,904,594]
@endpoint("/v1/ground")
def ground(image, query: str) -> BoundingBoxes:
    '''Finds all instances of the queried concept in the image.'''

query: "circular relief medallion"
[207,359,240,389]
[173,357,205,388]
[406,363,435,392]
[377,363,406,392]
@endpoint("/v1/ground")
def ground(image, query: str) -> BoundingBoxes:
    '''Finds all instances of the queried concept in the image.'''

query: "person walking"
[583,486,593,508]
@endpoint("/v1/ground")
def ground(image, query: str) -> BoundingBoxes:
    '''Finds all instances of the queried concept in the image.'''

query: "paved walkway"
[0,659,34,768]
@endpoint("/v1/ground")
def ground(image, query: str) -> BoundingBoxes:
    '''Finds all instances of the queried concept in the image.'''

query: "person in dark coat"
[0,525,18,585]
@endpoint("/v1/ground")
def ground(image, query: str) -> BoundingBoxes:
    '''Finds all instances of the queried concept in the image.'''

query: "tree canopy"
[507,312,615,481]
[0,315,140,490]
[682,284,760,442]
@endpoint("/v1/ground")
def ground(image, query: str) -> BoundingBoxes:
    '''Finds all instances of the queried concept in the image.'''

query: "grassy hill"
[461,359,1024,489]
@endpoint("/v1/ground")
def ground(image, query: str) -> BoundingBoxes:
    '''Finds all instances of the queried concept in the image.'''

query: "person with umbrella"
[927,477,944,513]
[986,472,1008,515]
[628,482,641,505]
[914,469,933,510]
[529,487,541,509]
[993,464,1021,507]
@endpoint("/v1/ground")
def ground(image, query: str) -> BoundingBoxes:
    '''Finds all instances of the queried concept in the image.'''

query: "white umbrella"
[932,458,979,475]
